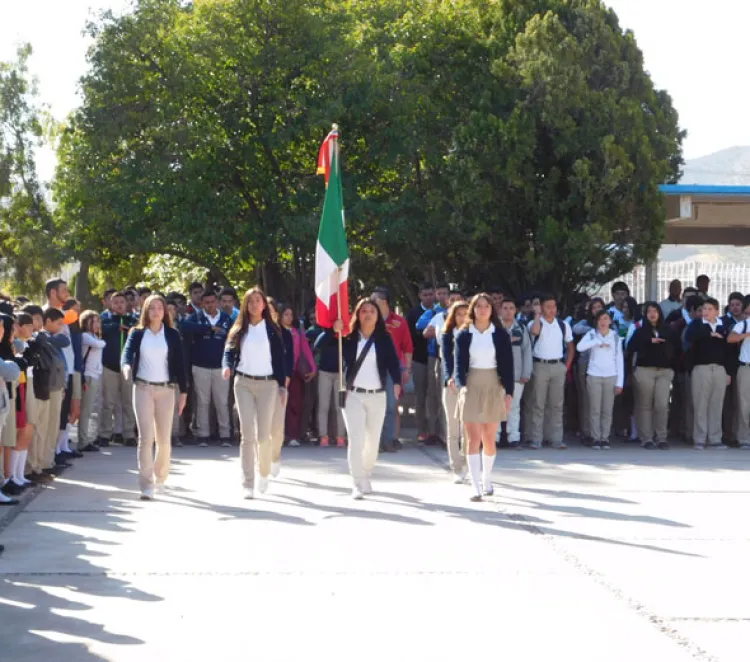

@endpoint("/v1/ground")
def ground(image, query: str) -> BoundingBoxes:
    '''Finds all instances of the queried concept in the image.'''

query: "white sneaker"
[351,485,364,500]
[140,488,153,501]
[361,478,373,495]
[271,462,281,478]
[288,439,301,447]
[243,488,254,500]
[258,477,269,494]
[155,484,166,495]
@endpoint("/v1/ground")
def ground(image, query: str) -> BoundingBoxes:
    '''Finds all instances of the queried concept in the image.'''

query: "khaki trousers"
[575,358,591,437]
[736,365,750,444]
[134,383,176,491]
[633,367,673,444]
[79,376,101,444]
[192,365,230,439]
[100,367,135,439]
[442,386,465,475]
[586,375,616,442]
[526,361,567,444]
[271,391,287,463]
[427,356,444,437]
[691,364,727,446]
[507,382,525,443]
[234,376,277,488]
[317,370,345,438]
[343,391,386,482]
[41,389,64,470]
[412,361,428,435]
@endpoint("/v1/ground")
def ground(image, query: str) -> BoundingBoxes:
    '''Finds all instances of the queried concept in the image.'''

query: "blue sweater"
[453,326,515,396]
[222,322,287,387]
[121,326,189,393]
[441,330,456,385]
[101,311,138,372]
[313,330,341,373]
[180,310,233,369]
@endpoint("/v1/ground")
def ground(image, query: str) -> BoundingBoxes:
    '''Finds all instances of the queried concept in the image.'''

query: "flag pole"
[336,265,345,407]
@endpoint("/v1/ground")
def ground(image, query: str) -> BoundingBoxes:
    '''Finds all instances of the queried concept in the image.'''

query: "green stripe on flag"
[318,150,348,267]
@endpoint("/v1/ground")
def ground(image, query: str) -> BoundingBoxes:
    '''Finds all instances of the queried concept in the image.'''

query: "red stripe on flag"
[315,281,350,329]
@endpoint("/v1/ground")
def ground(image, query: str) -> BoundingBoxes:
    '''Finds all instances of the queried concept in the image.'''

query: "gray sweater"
[502,321,532,383]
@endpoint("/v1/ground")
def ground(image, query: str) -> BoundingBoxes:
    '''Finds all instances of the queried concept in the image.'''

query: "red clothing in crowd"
[385,312,413,365]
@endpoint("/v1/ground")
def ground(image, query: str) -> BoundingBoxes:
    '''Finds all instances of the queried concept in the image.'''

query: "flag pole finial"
[332,123,339,132]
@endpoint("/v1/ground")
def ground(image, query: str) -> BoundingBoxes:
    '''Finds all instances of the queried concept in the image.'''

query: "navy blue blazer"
[222,321,287,387]
[441,331,456,385]
[281,327,294,378]
[453,326,515,396]
[121,326,189,393]
[321,329,401,388]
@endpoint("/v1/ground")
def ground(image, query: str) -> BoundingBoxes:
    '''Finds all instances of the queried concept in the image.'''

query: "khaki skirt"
[459,368,506,424]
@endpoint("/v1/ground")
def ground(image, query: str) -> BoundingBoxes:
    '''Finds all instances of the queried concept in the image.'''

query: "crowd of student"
[0,272,747,512]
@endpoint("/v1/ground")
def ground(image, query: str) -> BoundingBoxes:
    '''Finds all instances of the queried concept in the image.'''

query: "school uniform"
[80,332,107,447]
[271,328,294,468]
[730,320,750,448]
[525,317,573,448]
[122,326,188,494]
[721,313,742,444]
[500,320,532,444]
[99,311,137,442]
[685,318,731,448]
[630,324,676,446]
[572,319,595,439]
[441,327,465,477]
[223,320,286,492]
[334,329,401,496]
[576,330,624,445]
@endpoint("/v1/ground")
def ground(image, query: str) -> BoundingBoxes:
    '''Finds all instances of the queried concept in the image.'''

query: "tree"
[54,0,684,309]
[0,45,63,295]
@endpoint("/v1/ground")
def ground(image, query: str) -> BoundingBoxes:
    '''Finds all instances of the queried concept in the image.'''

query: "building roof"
[660,184,750,196]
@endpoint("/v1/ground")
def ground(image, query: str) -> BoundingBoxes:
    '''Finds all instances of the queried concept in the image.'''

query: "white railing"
[596,262,750,304]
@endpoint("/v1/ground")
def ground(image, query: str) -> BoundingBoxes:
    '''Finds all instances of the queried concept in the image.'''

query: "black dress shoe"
[0,499,18,506]
[470,494,483,502]
[69,450,84,459]
[112,433,124,444]
[81,443,100,452]
[1,481,22,497]
[124,438,137,447]
[424,435,439,446]
[96,437,110,447]
[392,439,403,450]
[55,454,73,466]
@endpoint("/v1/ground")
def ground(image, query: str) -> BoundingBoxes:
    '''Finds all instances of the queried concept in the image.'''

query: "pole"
[336,265,346,408]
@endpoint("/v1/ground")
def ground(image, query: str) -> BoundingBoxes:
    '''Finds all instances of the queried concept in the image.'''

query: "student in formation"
[442,300,469,482]
[454,293,514,502]
[498,298,532,449]
[728,296,750,449]
[79,311,107,453]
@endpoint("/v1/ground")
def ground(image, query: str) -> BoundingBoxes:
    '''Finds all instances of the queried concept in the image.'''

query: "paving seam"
[418,445,721,662]
[0,484,48,536]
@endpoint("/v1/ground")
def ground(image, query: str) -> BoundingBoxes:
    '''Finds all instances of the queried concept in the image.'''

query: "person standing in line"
[631,302,676,450]
[279,303,317,446]
[371,289,412,452]
[721,292,745,446]
[498,299,532,449]
[99,292,138,447]
[405,283,435,443]
[222,288,287,499]
[180,289,234,447]
[454,293,514,501]
[122,295,188,500]
[576,310,624,450]
[685,297,730,450]
[525,295,574,450]
[696,274,710,297]
[78,311,107,453]
[329,298,401,500]
[572,297,605,444]
[312,316,346,448]
[728,296,750,449]
[442,301,469,482]
[607,282,630,327]
[659,279,682,319]
[0,314,22,501]
[266,298,294,478]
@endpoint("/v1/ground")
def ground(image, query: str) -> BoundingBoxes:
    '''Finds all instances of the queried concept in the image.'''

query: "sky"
[1,0,749,180]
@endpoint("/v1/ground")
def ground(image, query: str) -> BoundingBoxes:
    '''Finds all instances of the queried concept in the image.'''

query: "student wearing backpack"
[576,310,624,449]
[525,295,575,450]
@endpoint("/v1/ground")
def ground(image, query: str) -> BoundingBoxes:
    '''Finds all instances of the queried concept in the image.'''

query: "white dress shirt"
[529,317,573,360]
[576,329,624,388]
[469,323,497,369]
[237,320,274,376]
[205,312,221,326]
[82,332,107,379]
[429,311,447,346]
[352,334,381,390]
[137,327,170,383]
[733,320,750,364]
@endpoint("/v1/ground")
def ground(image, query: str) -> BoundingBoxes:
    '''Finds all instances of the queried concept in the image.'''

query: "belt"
[135,378,171,387]
[350,387,384,394]
[533,358,562,364]
[236,371,274,381]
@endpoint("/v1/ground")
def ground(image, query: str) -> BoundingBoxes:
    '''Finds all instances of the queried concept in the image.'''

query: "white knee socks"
[467,454,482,496]
[56,426,72,454]
[13,450,29,484]
[482,453,496,492]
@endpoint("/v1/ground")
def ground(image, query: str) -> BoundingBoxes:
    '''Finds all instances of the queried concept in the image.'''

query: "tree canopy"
[53,0,684,309]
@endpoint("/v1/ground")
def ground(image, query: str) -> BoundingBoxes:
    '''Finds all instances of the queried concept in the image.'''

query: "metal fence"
[596,262,750,304]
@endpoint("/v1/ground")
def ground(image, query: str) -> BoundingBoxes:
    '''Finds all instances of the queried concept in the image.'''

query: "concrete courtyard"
[0,442,747,662]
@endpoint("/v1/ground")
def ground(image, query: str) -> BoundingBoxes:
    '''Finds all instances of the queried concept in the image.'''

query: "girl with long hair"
[79,311,106,452]
[572,297,605,442]
[266,298,294,477]
[0,314,22,501]
[631,302,676,449]
[454,293,514,501]
[576,309,624,450]
[329,298,401,499]
[223,288,287,499]
[122,295,188,500]
[442,301,469,482]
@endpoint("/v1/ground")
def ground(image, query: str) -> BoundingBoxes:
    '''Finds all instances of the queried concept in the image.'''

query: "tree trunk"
[75,258,96,310]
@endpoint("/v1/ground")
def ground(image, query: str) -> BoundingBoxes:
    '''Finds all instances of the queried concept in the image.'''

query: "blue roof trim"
[660,184,750,196]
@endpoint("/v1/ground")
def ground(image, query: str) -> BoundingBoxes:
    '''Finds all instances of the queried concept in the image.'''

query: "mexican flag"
[314,127,350,329]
